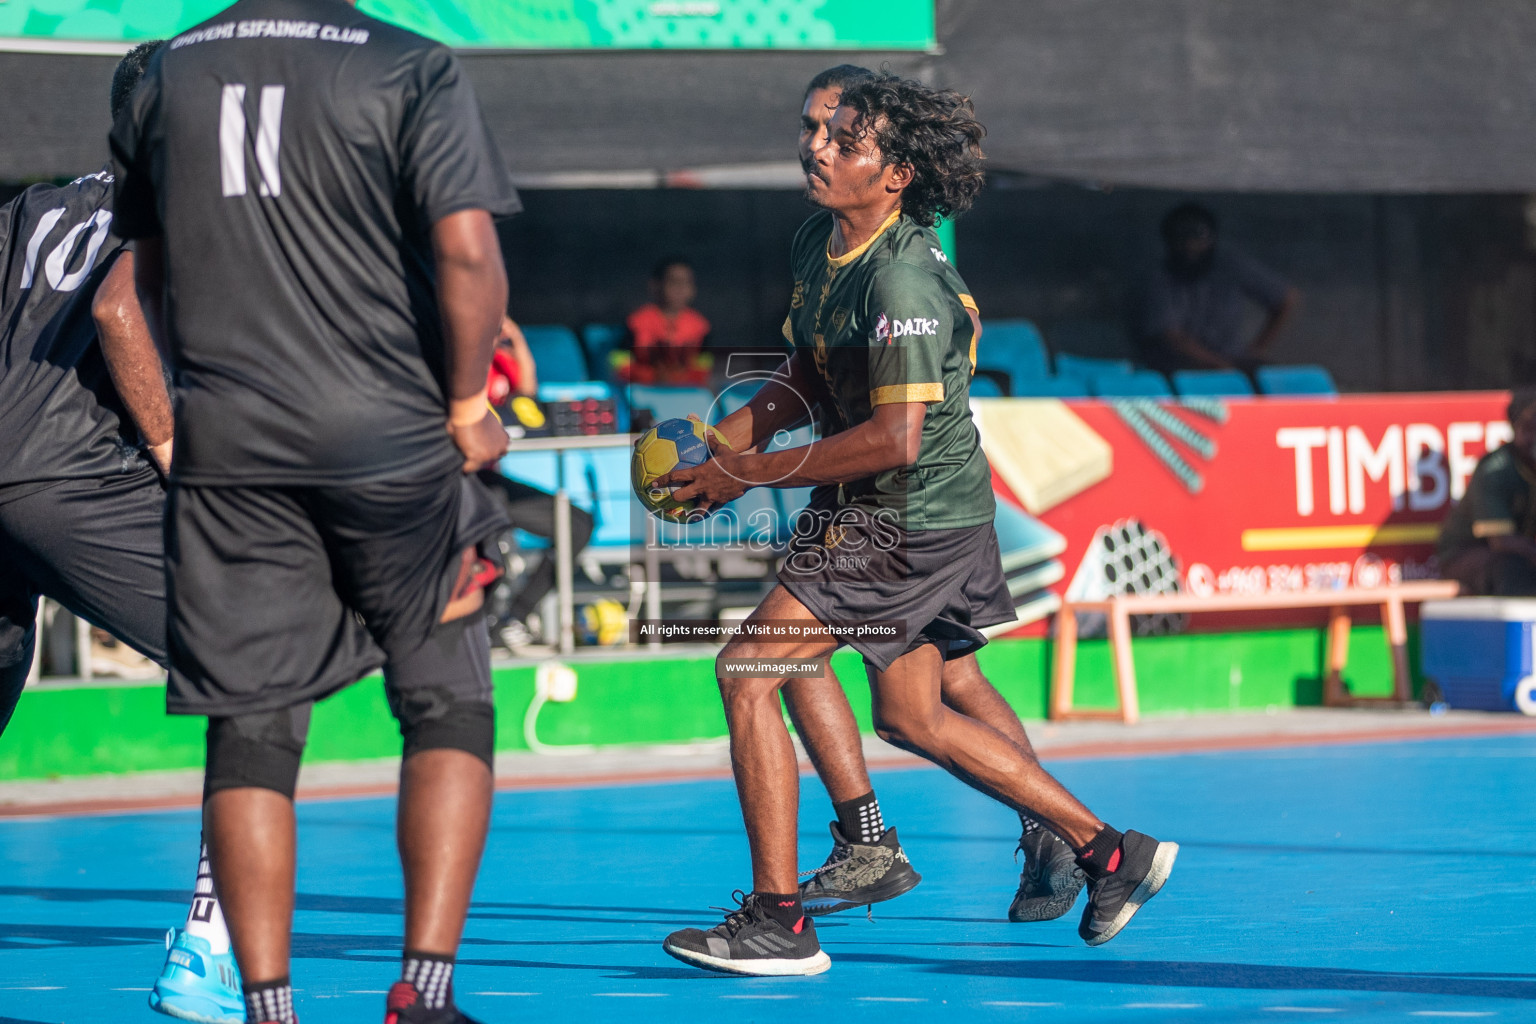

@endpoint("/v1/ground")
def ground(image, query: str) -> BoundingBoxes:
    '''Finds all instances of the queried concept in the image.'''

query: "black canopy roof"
[3,0,1533,192]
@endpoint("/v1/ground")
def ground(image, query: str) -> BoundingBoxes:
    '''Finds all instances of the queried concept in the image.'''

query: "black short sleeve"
[399,46,521,225]
[108,60,164,240]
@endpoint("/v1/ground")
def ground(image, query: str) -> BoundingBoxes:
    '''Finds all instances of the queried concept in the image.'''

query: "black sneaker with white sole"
[1078,830,1178,946]
[662,891,830,976]
[1008,827,1086,922]
[798,823,921,917]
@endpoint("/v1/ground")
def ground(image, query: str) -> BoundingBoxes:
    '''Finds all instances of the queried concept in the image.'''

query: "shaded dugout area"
[2,735,1532,1022]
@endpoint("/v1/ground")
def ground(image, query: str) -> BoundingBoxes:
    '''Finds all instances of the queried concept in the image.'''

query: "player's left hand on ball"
[660,454,747,511]
[449,410,510,473]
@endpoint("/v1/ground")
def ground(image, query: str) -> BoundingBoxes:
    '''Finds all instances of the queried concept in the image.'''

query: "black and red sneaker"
[663,891,831,976]
[384,982,483,1024]
[1078,830,1179,946]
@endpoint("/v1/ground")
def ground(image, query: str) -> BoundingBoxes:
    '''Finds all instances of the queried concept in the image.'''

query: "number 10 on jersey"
[220,84,285,199]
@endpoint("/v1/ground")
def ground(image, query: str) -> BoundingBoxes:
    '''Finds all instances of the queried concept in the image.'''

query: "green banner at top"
[1,1,936,50]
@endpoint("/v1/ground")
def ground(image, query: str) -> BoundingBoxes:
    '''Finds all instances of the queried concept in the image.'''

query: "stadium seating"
[1172,368,1255,397]
[975,319,1049,394]
[1053,352,1134,384]
[1090,370,1173,398]
[580,323,625,378]
[1255,364,1338,396]
[521,325,590,382]
[1013,376,1091,399]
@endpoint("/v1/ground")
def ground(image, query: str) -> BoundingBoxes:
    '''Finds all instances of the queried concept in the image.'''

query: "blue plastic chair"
[1013,376,1090,399]
[975,319,1050,394]
[1172,369,1255,397]
[1256,364,1338,397]
[521,325,589,383]
[1054,352,1134,382]
[580,323,625,379]
[1091,370,1172,398]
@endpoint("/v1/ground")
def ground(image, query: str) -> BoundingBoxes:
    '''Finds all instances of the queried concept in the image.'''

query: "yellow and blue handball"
[632,417,716,523]
[575,599,628,647]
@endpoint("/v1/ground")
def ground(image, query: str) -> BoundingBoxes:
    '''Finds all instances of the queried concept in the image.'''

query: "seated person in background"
[1438,389,1536,596]
[1141,202,1300,373]
[614,255,713,386]
[479,315,594,649]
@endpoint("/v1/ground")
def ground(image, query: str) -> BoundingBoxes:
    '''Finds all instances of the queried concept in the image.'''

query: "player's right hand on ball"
[449,410,509,473]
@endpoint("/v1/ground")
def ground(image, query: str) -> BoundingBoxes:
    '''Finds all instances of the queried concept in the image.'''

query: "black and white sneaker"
[1079,830,1178,946]
[798,823,921,917]
[1008,827,1086,922]
[662,891,830,976]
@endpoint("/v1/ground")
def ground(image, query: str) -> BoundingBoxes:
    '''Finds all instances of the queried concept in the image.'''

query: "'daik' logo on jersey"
[875,312,891,344]
[891,317,940,338]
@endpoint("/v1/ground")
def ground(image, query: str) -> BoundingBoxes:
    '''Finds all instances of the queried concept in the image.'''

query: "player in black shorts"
[0,41,253,1024]
[783,64,1088,925]
[111,3,518,1022]
[659,73,1177,976]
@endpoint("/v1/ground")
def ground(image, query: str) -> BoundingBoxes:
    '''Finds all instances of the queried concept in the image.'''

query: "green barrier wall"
[0,627,1413,781]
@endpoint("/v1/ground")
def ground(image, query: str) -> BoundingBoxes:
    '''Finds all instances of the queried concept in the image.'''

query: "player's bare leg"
[870,646,1101,844]
[784,663,922,915]
[398,748,492,954]
[867,645,1177,945]
[662,586,837,975]
[205,788,297,987]
[782,670,870,804]
[938,652,1087,920]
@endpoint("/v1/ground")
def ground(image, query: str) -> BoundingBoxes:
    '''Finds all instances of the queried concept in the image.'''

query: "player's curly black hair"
[836,73,986,228]
[110,40,165,121]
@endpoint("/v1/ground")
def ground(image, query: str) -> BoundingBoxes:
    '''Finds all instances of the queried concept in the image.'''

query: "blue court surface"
[3,733,1532,1023]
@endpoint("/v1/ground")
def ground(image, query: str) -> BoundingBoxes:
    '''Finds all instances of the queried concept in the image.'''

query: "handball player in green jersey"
[778,64,1092,928]
[658,73,1177,977]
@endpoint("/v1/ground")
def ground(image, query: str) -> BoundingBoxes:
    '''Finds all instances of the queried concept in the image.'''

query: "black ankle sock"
[833,790,885,844]
[243,977,295,1024]
[756,891,804,929]
[1073,824,1125,880]
[401,950,455,1010]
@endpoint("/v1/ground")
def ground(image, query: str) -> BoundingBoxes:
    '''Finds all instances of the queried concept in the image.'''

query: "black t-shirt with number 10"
[110,0,520,486]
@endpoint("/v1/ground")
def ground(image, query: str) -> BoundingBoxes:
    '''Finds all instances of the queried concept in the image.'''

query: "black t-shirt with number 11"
[109,0,521,486]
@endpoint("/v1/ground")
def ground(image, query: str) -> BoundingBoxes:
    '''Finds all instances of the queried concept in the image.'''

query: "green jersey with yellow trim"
[782,209,993,530]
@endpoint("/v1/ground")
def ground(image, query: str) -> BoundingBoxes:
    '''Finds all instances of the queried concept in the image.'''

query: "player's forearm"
[94,252,174,458]
[432,210,507,421]
[726,403,922,489]
[715,355,816,452]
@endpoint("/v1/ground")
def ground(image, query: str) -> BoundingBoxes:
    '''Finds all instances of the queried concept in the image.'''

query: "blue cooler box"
[1420,598,1536,714]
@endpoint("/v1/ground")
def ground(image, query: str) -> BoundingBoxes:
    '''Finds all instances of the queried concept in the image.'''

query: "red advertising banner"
[975,392,1511,635]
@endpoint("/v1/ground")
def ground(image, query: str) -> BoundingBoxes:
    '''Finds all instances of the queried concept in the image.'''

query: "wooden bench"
[1050,581,1461,724]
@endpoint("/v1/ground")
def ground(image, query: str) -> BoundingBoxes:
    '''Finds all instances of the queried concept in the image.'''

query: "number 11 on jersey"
[220,84,285,199]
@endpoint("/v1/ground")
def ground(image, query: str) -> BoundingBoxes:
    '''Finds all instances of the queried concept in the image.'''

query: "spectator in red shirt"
[614,256,713,385]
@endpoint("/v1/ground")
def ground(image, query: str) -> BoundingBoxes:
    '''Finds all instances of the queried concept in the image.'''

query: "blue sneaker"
[149,927,246,1023]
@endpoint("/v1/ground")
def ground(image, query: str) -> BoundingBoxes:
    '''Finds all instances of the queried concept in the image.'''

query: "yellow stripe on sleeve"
[1473,519,1517,539]
[870,383,944,406]
[781,315,793,343]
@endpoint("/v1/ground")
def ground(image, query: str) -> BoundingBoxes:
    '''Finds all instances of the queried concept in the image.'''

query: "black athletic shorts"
[165,469,508,717]
[0,468,169,732]
[777,502,1015,672]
